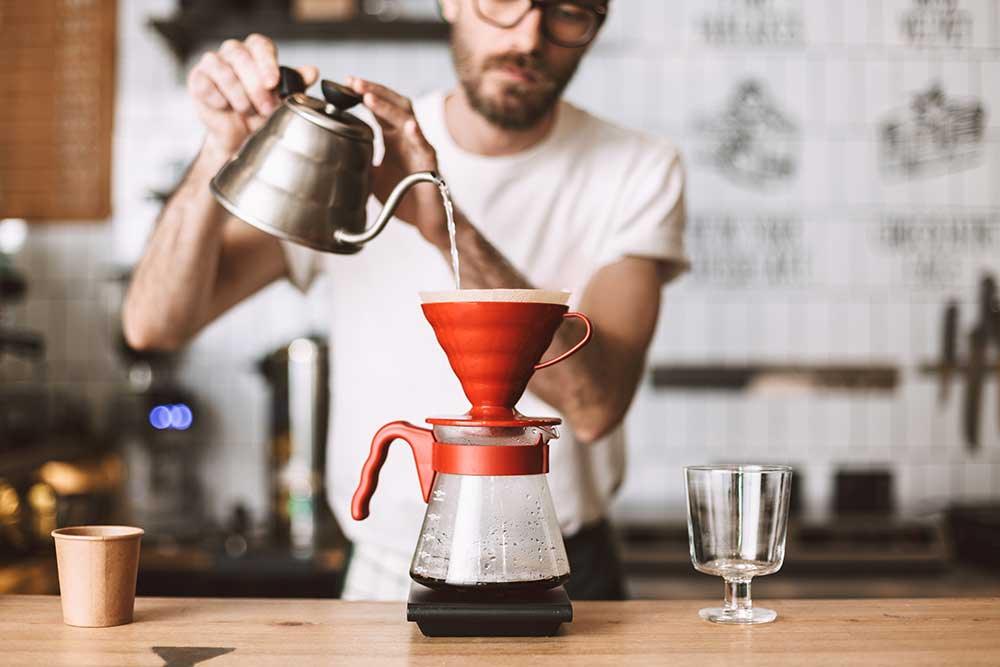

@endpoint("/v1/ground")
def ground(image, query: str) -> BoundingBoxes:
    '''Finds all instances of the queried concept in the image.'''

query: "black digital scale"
[407,582,573,637]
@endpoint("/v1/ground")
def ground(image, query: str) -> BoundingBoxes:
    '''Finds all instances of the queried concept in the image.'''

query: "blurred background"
[2,0,1000,599]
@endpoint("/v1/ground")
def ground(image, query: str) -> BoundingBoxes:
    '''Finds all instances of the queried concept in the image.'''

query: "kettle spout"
[333,171,445,247]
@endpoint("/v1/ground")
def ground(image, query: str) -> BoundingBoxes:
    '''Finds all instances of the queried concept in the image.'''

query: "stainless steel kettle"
[211,67,443,254]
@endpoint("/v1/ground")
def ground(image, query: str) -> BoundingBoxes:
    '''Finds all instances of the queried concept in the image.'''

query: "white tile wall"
[9,0,1000,525]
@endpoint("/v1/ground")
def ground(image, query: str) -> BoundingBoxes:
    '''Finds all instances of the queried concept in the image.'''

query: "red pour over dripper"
[420,290,592,426]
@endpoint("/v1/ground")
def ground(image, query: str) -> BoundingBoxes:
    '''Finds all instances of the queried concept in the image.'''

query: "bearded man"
[123,0,688,600]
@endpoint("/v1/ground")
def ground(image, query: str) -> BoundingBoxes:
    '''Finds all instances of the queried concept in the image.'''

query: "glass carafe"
[409,425,569,592]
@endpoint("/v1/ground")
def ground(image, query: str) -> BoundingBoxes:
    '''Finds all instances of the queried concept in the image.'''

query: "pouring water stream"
[437,181,461,289]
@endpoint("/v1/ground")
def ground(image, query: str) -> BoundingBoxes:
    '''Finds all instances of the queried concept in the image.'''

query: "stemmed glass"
[685,465,793,624]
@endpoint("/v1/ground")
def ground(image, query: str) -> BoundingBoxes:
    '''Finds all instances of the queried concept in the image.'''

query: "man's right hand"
[187,34,318,159]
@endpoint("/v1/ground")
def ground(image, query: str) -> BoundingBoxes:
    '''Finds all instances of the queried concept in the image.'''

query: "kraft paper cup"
[51,526,143,627]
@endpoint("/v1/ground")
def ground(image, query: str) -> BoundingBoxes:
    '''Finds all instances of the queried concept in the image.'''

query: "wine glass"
[684,464,793,625]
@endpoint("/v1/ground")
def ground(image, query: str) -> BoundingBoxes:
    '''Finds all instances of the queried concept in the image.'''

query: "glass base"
[699,606,777,625]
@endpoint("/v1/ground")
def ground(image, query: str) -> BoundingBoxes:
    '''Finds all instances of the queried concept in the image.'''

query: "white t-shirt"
[283,90,688,559]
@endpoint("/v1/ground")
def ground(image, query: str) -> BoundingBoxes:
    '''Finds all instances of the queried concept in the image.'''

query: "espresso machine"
[102,271,209,542]
[352,289,592,637]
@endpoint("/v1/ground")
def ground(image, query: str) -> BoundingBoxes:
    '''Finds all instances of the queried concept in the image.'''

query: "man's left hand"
[346,77,450,249]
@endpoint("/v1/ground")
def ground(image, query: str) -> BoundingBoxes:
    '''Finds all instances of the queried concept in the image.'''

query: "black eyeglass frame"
[471,0,608,48]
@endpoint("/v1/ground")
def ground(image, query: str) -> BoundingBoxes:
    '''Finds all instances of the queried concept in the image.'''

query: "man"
[123,0,688,600]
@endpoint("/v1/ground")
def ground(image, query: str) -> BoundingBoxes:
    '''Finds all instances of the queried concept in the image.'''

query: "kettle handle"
[277,66,307,99]
[351,421,436,521]
[333,171,445,247]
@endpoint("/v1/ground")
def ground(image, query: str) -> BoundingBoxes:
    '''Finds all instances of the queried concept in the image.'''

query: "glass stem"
[724,578,752,615]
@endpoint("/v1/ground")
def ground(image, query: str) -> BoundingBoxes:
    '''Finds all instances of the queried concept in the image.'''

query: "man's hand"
[346,77,451,249]
[125,34,308,352]
[187,34,318,160]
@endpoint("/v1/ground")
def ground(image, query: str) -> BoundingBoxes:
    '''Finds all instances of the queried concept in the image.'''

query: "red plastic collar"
[432,442,549,476]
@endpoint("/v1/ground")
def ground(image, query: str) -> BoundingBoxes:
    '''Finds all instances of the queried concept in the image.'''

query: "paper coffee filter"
[419,289,570,305]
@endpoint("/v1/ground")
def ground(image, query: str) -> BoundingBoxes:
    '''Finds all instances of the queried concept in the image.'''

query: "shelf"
[918,361,1000,376]
[621,516,950,576]
[650,363,899,392]
[149,11,450,63]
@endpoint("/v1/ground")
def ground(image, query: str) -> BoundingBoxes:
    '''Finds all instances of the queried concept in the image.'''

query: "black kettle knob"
[277,66,307,99]
[321,80,363,110]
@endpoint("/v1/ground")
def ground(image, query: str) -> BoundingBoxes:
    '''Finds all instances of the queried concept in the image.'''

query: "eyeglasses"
[473,0,607,48]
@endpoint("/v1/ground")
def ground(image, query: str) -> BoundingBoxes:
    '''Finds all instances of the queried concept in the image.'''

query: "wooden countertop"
[3,595,999,665]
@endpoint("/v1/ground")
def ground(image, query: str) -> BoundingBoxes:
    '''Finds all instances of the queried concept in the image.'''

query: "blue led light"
[149,403,194,431]
[170,404,194,430]
[149,405,171,430]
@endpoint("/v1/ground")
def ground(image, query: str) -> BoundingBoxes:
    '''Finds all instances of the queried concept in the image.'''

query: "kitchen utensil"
[258,336,339,557]
[685,464,792,625]
[940,300,959,405]
[211,67,445,254]
[355,420,569,590]
[51,525,143,627]
[418,289,592,425]
[352,290,591,591]
[406,582,572,637]
[351,289,591,636]
[964,324,987,450]
[977,275,1000,435]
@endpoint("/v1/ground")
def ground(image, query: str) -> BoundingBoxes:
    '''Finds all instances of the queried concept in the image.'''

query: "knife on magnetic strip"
[940,300,959,406]
[964,275,997,450]
[985,275,1000,434]
[963,323,986,451]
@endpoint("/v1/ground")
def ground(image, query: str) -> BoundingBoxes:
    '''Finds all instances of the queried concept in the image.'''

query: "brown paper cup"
[51,526,143,627]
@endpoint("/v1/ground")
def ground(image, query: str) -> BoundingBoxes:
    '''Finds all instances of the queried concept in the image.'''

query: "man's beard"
[451,31,582,131]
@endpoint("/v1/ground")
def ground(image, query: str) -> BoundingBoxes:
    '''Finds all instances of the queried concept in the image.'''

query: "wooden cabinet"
[0,0,116,221]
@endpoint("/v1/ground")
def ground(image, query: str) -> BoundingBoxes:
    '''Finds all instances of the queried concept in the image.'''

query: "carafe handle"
[534,312,593,370]
[351,421,436,520]
[333,171,444,247]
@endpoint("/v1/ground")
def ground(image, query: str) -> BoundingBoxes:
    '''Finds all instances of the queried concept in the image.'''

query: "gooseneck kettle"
[211,66,444,254]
